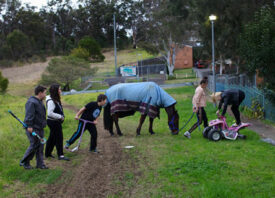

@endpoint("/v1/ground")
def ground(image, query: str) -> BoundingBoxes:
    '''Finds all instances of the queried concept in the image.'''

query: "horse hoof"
[136,133,140,136]
[150,132,155,135]
[118,133,123,136]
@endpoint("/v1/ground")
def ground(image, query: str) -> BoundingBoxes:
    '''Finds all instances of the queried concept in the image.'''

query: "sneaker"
[232,123,242,127]
[36,165,49,169]
[184,131,191,139]
[45,154,55,159]
[90,148,100,153]
[58,156,70,161]
[20,161,33,170]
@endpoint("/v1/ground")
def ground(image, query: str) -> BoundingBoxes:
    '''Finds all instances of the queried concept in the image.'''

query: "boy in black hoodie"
[21,85,48,169]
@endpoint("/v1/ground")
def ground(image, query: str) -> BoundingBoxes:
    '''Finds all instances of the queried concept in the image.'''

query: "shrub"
[0,71,9,93]
[78,36,105,62]
[70,47,90,61]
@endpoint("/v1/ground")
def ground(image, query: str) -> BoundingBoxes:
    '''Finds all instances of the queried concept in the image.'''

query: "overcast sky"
[20,0,78,9]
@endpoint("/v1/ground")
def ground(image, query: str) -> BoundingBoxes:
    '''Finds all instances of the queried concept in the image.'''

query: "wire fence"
[208,74,275,122]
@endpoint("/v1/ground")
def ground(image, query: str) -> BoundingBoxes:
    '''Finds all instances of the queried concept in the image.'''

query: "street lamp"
[209,14,216,93]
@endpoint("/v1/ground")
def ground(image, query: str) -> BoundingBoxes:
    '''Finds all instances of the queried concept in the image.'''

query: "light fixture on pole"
[209,14,216,93]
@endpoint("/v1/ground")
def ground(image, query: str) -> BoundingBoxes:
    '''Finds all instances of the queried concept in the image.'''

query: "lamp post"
[209,14,217,93]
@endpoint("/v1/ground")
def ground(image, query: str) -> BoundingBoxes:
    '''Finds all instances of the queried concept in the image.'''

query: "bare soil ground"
[1,58,51,83]
[38,104,138,198]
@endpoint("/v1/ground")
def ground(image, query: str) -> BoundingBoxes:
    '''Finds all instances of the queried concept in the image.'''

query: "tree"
[78,36,105,62]
[193,0,274,73]
[6,29,31,60]
[240,6,275,91]
[41,56,97,90]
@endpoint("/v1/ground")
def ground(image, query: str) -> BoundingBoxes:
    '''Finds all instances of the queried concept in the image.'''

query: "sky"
[20,0,78,10]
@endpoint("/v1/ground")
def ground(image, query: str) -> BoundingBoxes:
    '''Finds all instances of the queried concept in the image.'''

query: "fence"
[208,74,275,122]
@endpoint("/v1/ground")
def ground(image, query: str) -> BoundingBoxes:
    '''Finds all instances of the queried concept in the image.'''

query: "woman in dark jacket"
[45,84,69,161]
[211,89,245,126]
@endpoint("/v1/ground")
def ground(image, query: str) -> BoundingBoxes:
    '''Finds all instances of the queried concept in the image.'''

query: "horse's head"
[168,110,179,135]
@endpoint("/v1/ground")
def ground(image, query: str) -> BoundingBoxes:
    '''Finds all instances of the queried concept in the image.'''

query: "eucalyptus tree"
[193,0,274,73]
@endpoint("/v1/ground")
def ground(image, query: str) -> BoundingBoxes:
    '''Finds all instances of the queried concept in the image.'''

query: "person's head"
[211,92,222,104]
[97,94,107,106]
[200,76,208,88]
[49,84,61,103]
[34,85,47,100]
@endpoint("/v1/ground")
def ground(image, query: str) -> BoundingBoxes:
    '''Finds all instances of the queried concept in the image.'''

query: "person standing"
[20,85,48,169]
[184,77,209,139]
[211,89,245,126]
[45,84,69,161]
[65,94,107,153]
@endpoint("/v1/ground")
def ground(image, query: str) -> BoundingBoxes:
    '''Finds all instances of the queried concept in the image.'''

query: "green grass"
[2,74,275,197]
[100,86,274,198]
[0,94,93,197]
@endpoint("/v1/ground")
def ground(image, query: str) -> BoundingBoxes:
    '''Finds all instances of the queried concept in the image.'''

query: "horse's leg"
[149,117,155,135]
[109,115,114,136]
[113,114,123,136]
[136,114,146,136]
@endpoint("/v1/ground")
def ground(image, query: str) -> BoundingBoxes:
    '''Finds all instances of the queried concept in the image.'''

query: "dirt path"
[39,104,135,198]
[1,58,52,83]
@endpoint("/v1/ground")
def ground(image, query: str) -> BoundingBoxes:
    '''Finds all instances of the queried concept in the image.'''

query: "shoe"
[58,156,70,161]
[232,123,242,127]
[45,154,55,159]
[36,165,49,169]
[90,148,100,153]
[20,161,33,170]
[184,131,191,139]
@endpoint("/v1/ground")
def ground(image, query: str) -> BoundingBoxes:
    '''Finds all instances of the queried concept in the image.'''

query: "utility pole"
[114,14,118,76]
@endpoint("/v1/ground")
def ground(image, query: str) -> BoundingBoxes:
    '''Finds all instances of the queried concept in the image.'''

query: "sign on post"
[120,66,137,76]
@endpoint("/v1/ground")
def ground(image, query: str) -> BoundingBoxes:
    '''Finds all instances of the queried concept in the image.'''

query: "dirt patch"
[38,106,138,198]
[1,58,52,83]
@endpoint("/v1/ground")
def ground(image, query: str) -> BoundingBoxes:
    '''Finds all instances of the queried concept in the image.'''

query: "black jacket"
[24,96,46,130]
[218,89,245,116]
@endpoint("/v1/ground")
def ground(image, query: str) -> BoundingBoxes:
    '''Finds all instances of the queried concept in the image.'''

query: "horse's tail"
[104,103,112,131]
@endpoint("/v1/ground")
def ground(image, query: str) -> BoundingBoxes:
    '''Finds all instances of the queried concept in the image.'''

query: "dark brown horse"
[103,82,179,136]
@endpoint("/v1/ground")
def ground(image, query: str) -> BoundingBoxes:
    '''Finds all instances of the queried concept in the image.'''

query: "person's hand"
[93,120,98,125]
[193,107,198,113]
[27,127,33,133]
[216,110,220,115]
[60,116,64,121]
[74,116,79,120]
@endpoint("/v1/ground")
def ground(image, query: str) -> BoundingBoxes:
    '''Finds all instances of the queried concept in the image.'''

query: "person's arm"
[221,97,229,116]
[47,100,63,120]
[75,107,86,120]
[25,101,35,133]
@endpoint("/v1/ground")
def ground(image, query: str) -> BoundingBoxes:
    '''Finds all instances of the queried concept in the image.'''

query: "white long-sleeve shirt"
[46,95,63,120]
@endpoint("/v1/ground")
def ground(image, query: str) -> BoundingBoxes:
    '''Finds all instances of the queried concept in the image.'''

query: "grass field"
[1,49,274,197]
[62,86,275,198]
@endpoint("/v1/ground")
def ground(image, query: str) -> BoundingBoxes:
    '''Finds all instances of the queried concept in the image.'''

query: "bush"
[0,71,9,93]
[78,36,105,62]
[41,56,97,91]
[70,47,90,61]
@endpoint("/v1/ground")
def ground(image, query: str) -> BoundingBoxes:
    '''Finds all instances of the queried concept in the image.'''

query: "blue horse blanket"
[105,82,176,118]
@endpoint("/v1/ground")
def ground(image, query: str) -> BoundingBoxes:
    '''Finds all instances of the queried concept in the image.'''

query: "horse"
[103,82,179,136]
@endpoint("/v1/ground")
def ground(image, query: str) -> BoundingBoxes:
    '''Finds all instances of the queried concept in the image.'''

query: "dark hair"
[34,85,47,95]
[49,84,61,104]
[97,94,107,102]
[200,76,208,85]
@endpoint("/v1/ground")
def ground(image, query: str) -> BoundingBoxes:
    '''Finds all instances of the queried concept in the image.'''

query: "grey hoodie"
[24,96,46,130]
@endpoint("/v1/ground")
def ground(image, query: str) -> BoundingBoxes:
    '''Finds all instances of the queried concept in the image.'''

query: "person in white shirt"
[45,84,69,161]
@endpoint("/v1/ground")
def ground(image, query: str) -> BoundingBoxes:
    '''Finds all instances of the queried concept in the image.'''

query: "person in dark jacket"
[21,85,48,169]
[64,94,107,153]
[211,89,245,126]
[45,84,69,161]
